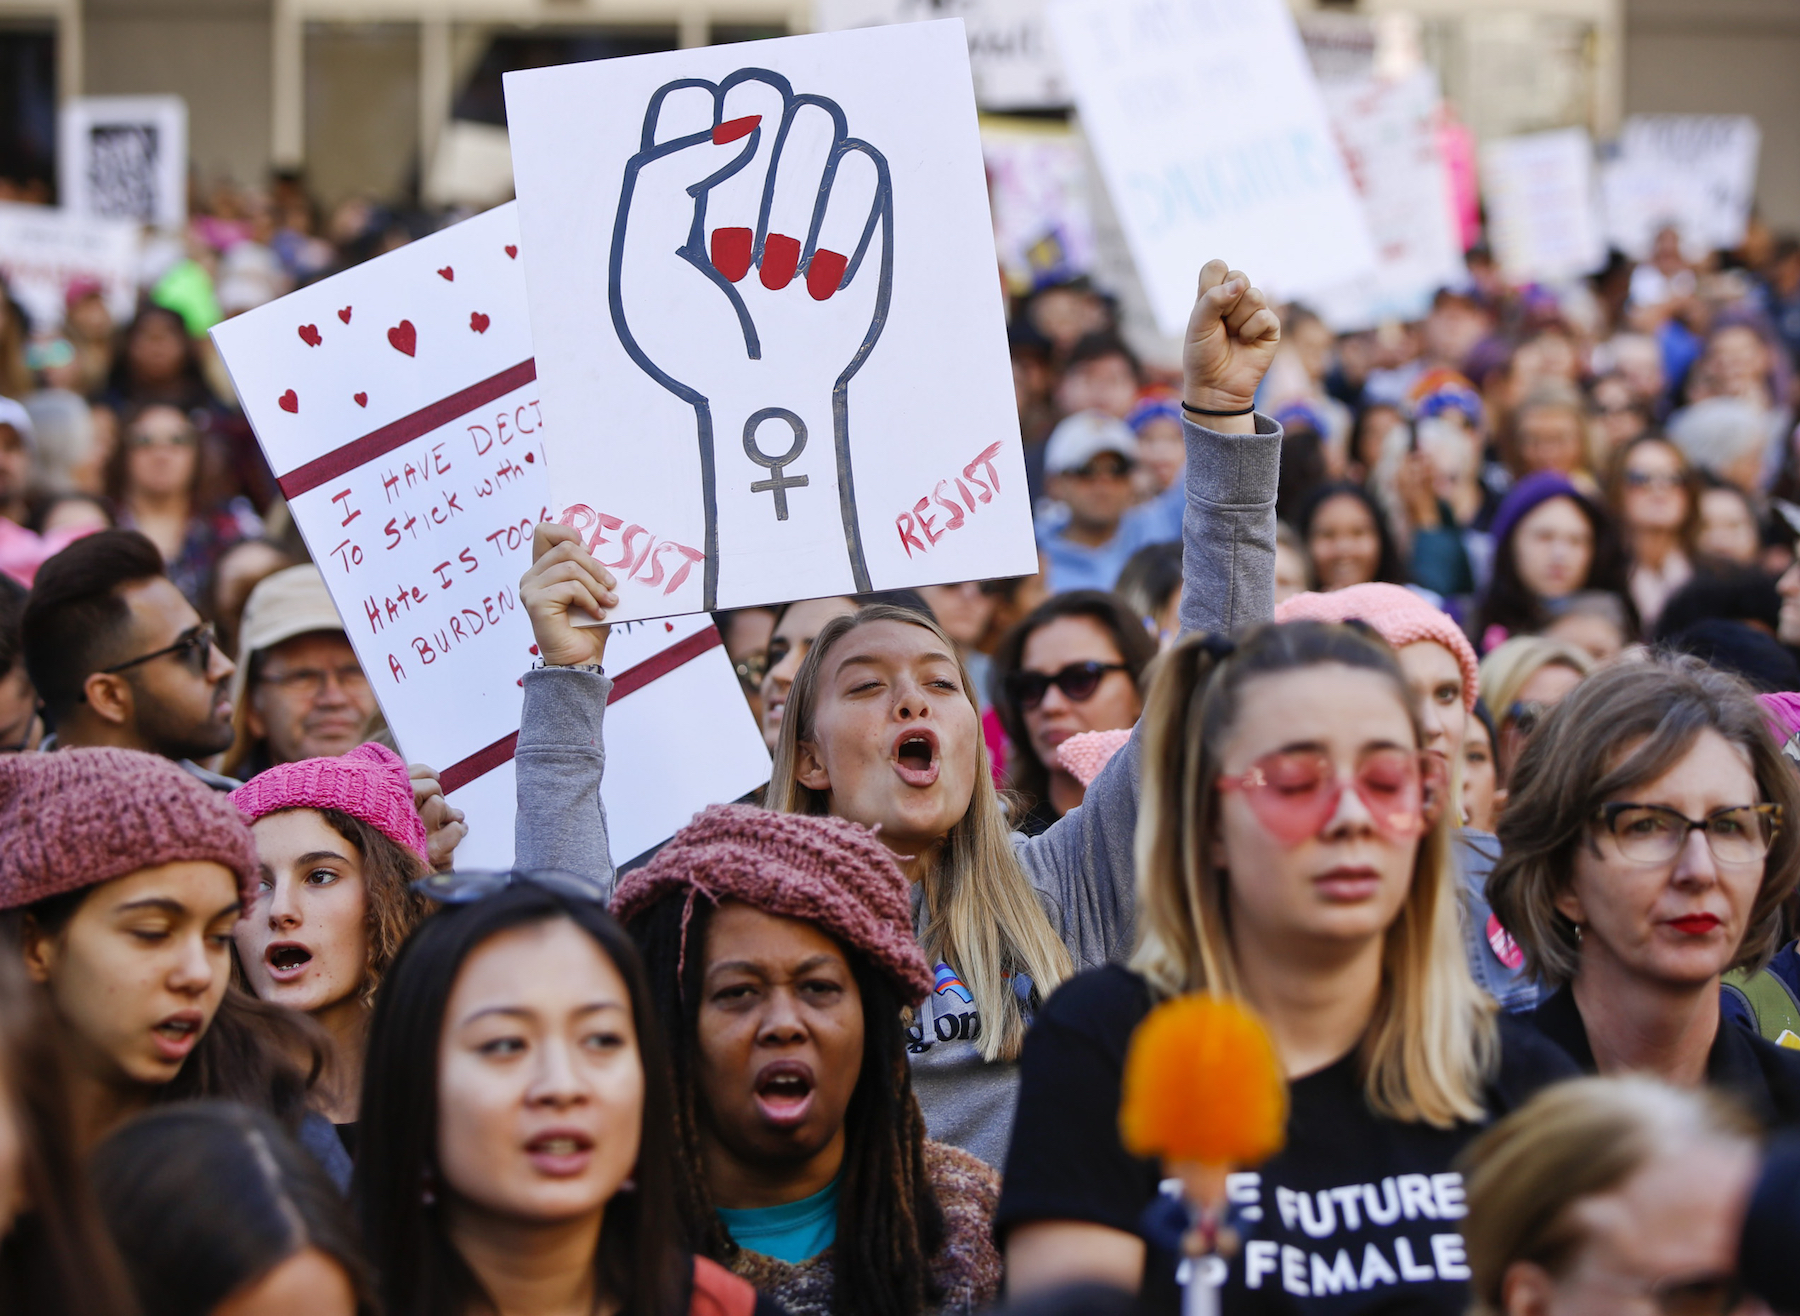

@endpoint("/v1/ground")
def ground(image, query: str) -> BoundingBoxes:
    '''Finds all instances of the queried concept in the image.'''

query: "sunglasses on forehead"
[411,869,607,905]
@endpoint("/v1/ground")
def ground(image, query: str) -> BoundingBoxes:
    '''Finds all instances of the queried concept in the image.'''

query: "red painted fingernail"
[761,233,801,290]
[713,115,761,145]
[806,248,849,301]
[711,227,753,282]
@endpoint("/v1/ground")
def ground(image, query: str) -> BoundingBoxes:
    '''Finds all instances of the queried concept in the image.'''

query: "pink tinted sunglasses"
[1216,746,1444,846]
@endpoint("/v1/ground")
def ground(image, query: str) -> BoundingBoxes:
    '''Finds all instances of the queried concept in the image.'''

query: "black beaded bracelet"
[1181,400,1257,418]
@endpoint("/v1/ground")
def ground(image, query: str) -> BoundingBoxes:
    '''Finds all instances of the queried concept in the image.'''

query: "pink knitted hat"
[231,742,430,862]
[1056,728,1133,790]
[612,803,933,1006]
[0,748,260,912]
[1276,583,1480,712]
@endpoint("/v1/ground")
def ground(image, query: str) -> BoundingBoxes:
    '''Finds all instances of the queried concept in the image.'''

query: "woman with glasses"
[230,742,432,1150]
[1605,434,1699,632]
[107,400,261,611]
[356,872,777,1316]
[1487,657,1800,1120]
[513,261,1286,1167]
[1478,635,1595,794]
[990,590,1156,831]
[1461,1076,1762,1316]
[996,621,1575,1311]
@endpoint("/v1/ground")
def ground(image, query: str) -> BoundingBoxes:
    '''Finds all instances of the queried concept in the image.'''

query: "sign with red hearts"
[210,202,770,868]
[504,21,1034,620]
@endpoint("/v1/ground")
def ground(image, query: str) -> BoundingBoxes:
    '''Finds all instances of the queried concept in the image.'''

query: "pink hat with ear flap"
[1275,583,1480,713]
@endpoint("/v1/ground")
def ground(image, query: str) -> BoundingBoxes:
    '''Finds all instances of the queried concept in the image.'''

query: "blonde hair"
[766,604,1072,1062]
[1478,634,1594,725]
[1461,1077,1758,1316]
[1130,622,1497,1127]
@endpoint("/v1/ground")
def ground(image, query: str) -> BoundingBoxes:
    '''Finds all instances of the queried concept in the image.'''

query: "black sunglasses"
[94,622,218,684]
[1005,660,1130,711]
[411,869,607,905]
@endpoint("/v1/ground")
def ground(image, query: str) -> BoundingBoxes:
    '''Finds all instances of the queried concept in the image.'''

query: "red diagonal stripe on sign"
[434,625,723,794]
[276,359,537,499]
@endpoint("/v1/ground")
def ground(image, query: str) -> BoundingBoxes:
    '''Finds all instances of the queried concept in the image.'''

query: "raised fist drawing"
[611,68,893,610]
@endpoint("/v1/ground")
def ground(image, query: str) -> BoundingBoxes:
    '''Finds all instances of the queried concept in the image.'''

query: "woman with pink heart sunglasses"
[997,619,1578,1313]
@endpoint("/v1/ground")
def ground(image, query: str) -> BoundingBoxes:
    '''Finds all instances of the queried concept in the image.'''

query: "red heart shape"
[437,266,454,282]
[664,621,674,632]
[353,392,368,408]
[338,306,352,324]
[469,311,490,334]
[297,323,321,347]
[524,451,535,463]
[505,244,518,259]
[387,320,417,356]
[278,389,298,413]
[529,644,539,656]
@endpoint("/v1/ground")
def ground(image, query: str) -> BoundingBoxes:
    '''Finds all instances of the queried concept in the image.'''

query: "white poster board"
[1481,128,1606,285]
[1601,115,1761,259]
[209,203,770,869]
[1047,0,1377,335]
[59,96,188,231]
[1312,71,1465,331]
[0,202,140,332]
[504,21,1035,620]
[814,0,1066,110]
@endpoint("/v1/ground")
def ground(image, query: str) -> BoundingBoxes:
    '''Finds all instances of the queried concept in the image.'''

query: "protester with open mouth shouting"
[0,748,343,1178]
[513,260,1287,1165]
[355,873,778,1316]
[613,804,1001,1316]
[230,740,432,1148]
[1489,655,1800,1122]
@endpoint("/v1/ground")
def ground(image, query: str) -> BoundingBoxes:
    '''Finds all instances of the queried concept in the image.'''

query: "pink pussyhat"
[231,742,430,861]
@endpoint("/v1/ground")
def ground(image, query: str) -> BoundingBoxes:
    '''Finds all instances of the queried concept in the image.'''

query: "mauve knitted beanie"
[612,803,933,1006]
[231,742,430,862]
[0,748,260,912]
[1276,582,1481,712]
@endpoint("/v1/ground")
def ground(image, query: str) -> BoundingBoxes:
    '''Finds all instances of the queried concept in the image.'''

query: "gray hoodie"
[513,413,1283,1164]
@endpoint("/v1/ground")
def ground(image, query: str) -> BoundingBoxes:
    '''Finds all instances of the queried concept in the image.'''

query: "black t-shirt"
[996,965,1579,1316]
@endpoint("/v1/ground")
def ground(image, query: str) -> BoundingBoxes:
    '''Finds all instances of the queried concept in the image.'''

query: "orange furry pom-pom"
[1119,994,1287,1167]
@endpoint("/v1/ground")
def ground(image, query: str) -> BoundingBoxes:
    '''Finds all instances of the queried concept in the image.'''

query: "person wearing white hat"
[1036,410,1171,594]
[222,563,377,780]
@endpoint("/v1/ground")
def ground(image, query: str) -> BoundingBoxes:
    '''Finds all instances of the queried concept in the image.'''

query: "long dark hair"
[1297,481,1404,586]
[0,954,138,1315]
[628,893,946,1316]
[990,589,1157,811]
[90,1101,377,1316]
[1475,491,1635,646]
[355,883,686,1316]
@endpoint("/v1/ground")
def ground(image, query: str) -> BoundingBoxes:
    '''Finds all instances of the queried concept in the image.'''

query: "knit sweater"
[728,1141,1001,1316]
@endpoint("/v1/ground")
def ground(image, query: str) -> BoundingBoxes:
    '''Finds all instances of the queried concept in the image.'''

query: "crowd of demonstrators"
[15,180,1800,1316]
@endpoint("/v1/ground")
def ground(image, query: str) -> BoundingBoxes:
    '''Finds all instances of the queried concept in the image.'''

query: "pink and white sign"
[210,203,770,867]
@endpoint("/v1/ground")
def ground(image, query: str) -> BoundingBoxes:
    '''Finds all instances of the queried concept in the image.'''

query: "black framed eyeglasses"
[411,869,607,905]
[1005,660,1130,711]
[97,622,218,680]
[1593,801,1783,865]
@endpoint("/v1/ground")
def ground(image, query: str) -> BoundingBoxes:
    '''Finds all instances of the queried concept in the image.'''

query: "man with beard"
[21,529,240,787]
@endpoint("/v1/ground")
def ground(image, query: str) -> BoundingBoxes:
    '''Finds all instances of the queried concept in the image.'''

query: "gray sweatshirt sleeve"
[513,666,615,892]
[1014,414,1282,968]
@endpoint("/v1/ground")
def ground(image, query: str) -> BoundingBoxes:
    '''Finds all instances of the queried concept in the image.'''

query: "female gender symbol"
[743,407,809,522]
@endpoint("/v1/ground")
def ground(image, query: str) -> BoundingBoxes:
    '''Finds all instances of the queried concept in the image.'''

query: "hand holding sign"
[611,69,893,610]
[522,523,618,668]
[1183,260,1281,418]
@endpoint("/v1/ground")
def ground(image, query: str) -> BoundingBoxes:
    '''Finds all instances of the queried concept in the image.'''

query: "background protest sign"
[983,117,1097,296]
[1312,71,1466,332]
[1047,0,1377,336]
[210,203,770,869]
[1480,128,1606,285]
[504,21,1035,621]
[1601,114,1761,260]
[814,0,1067,110]
[0,202,139,332]
[58,96,188,231]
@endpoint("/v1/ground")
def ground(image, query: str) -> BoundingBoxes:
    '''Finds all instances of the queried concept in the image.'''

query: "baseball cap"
[1044,411,1139,476]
